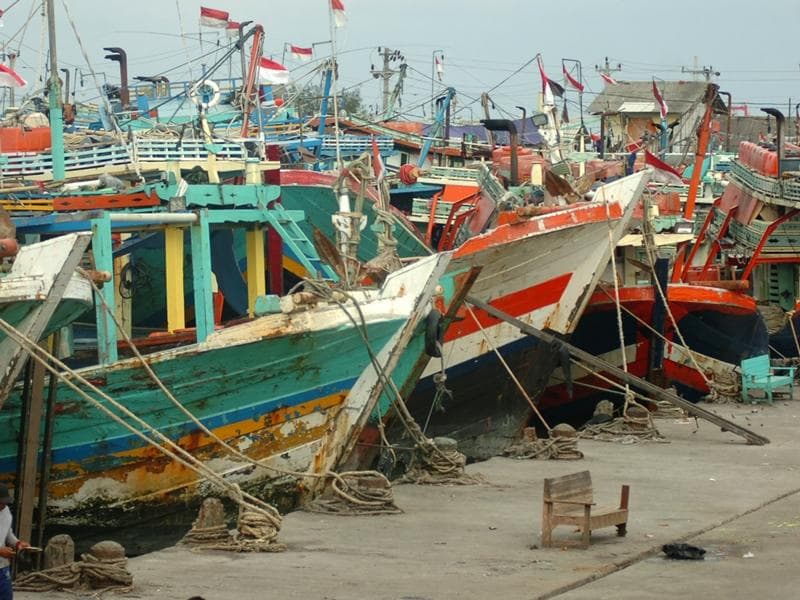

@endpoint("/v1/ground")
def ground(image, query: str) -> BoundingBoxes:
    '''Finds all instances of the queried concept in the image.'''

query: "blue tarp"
[423,118,543,146]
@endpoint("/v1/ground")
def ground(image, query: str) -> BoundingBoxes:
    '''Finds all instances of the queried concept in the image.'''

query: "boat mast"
[46,0,65,181]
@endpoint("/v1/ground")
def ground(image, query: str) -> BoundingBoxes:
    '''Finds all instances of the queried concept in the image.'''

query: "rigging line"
[0,318,281,523]
[0,0,38,53]
[60,0,120,134]
[174,0,194,80]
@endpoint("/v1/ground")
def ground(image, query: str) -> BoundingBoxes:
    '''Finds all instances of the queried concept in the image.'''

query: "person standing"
[0,485,29,600]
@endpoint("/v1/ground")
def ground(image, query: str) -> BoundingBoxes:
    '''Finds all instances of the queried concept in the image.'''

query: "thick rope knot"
[305,470,402,515]
[397,437,486,485]
[504,425,584,460]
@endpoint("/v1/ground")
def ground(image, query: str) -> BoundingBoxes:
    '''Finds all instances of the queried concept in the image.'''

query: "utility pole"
[595,56,622,78]
[46,0,65,181]
[371,46,403,114]
[681,64,720,82]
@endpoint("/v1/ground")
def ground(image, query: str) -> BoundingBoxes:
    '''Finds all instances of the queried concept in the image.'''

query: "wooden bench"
[741,354,795,405]
[541,471,629,549]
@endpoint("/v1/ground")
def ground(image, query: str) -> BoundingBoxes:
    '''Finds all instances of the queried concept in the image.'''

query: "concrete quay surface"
[18,400,800,600]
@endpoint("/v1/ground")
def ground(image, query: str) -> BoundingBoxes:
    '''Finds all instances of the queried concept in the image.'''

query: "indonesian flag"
[652,79,668,119]
[331,0,346,27]
[200,6,229,28]
[226,21,240,38]
[258,57,290,85]
[435,55,444,81]
[645,150,683,185]
[372,136,385,184]
[290,45,313,61]
[562,64,584,93]
[537,57,564,107]
[600,72,618,86]
[0,9,4,27]
[0,64,25,88]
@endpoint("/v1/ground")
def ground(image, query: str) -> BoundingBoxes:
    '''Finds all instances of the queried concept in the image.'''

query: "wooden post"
[245,227,265,317]
[15,345,46,550]
[164,226,186,332]
[190,210,214,343]
[91,215,117,364]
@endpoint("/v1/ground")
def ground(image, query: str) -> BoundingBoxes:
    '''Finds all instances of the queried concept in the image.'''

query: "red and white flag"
[372,136,385,184]
[645,150,683,185]
[258,57,290,85]
[562,64,584,93]
[600,72,618,86]
[652,79,668,119]
[225,21,240,38]
[331,0,346,27]
[0,9,4,27]
[537,57,564,107]
[435,55,444,81]
[0,64,25,88]
[200,6,229,28]
[290,45,313,61]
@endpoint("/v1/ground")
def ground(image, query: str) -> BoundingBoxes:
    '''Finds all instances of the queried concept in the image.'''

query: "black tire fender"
[425,309,445,357]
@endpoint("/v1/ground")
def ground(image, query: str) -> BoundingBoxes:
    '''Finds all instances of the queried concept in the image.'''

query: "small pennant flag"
[0,64,26,88]
[561,99,570,124]
[600,72,618,85]
[0,9,4,27]
[200,6,229,28]
[258,57,290,85]
[331,0,346,27]
[435,55,444,81]
[645,150,683,185]
[537,57,564,107]
[562,65,584,93]
[652,79,668,119]
[372,136,385,184]
[226,21,240,38]
[290,45,313,61]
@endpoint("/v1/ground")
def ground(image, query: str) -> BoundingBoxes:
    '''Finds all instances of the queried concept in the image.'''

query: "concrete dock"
[18,400,800,599]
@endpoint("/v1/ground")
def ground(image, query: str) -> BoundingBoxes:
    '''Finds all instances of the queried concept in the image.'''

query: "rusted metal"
[719,91,732,152]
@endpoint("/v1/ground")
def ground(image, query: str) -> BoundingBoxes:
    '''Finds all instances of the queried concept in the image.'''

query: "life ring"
[425,309,445,358]
[189,79,221,110]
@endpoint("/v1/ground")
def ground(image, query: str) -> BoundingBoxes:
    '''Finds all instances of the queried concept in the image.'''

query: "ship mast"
[46,0,65,181]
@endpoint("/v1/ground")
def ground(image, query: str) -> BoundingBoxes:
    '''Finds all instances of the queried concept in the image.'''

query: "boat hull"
[537,283,768,425]
[0,254,453,548]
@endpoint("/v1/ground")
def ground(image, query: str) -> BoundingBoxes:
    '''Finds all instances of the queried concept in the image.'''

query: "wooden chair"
[740,354,795,405]
[541,470,629,549]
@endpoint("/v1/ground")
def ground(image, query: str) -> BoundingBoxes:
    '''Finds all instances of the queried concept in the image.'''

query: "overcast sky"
[2,0,798,122]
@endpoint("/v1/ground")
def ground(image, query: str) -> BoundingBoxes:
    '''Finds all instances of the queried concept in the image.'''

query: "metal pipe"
[60,68,70,105]
[103,47,129,107]
[515,105,526,140]
[481,119,519,186]
[109,212,198,224]
[761,107,785,177]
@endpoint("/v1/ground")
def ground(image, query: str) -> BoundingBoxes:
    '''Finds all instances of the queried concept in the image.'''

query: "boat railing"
[730,159,800,204]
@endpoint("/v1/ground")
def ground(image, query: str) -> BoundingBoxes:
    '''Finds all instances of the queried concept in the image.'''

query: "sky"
[1,0,798,124]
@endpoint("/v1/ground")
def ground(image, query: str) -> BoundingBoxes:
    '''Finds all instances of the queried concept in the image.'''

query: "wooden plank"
[164,226,186,332]
[466,295,771,446]
[91,215,118,365]
[16,349,46,546]
[190,210,214,343]
[245,227,266,318]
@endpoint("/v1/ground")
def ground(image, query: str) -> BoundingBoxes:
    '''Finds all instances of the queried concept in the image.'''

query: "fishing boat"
[682,108,800,358]
[0,168,459,549]
[282,164,649,459]
[0,232,94,400]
